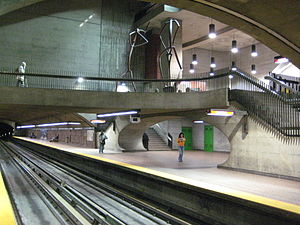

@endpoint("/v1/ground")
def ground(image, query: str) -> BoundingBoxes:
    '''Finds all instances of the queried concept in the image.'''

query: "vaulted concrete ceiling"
[140,0,300,67]
[0,0,299,66]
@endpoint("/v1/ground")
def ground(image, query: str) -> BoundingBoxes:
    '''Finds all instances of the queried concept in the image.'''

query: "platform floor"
[20,138,300,206]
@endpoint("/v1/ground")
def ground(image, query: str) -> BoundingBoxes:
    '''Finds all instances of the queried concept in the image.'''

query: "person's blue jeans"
[178,146,184,162]
[99,144,105,153]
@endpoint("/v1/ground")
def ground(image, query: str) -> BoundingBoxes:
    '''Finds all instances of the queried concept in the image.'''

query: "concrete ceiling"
[141,8,257,51]
[140,0,300,67]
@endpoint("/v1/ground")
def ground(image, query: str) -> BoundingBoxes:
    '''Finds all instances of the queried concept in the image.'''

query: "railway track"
[0,140,194,225]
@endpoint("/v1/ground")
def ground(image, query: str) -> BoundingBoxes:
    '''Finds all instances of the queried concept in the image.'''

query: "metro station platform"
[17,137,300,208]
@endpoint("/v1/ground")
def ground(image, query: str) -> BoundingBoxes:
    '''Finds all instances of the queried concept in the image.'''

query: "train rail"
[0,140,194,225]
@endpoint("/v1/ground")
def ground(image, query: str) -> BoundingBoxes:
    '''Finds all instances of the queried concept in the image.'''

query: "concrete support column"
[145,29,161,79]
[160,18,182,79]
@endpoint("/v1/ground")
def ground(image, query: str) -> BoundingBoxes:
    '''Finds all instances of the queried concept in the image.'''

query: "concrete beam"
[0,0,44,17]
[183,26,234,50]
[0,87,229,122]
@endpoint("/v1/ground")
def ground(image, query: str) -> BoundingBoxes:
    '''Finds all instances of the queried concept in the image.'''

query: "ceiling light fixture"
[77,77,84,83]
[231,61,237,71]
[251,44,258,57]
[251,64,256,74]
[208,23,216,39]
[192,54,198,65]
[193,120,204,124]
[189,64,195,74]
[97,110,139,118]
[228,74,234,79]
[210,57,216,68]
[231,40,238,53]
[207,110,235,117]
[209,68,214,76]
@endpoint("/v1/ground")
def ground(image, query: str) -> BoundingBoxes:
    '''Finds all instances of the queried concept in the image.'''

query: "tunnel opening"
[0,123,14,139]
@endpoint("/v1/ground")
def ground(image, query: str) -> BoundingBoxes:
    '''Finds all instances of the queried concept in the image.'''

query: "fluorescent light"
[228,74,234,79]
[79,23,84,27]
[88,14,94,19]
[193,120,204,124]
[37,122,80,127]
[17,125,36,129]
[90,120,106,124]
[97,110,138,118]
[208,24,216,39]
[207,110,235,117]
[67,122,81,125]
[274,56,289,64]
[231,40,238,53]
[77,77,84,83]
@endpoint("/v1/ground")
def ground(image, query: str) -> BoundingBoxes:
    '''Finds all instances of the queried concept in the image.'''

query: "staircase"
[230,70,300,137]
[145,128,171,151]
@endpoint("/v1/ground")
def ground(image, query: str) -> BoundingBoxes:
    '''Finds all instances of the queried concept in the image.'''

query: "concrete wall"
[183,48,229,77]
[182,43,278,80]
[30,127,95,148]
[0,0,144,78]
[155,118,230,151]
[203,112,300,179]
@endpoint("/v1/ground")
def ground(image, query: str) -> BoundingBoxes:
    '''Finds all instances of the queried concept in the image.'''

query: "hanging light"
[209,68,214,76]
[189,64,195,73]
[210,57,216,68]
[231,40,238,53]
[192,54,198,65]
[231,61,237,71]
[208,24,216,39]
[251,64,256,74]
[251,44,258,57]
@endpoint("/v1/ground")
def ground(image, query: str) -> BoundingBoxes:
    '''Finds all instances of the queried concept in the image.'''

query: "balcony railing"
[0,68,299,137]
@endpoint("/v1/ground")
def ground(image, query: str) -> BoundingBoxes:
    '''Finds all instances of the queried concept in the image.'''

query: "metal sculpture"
[119,26,149,92]
[158,18,182,81]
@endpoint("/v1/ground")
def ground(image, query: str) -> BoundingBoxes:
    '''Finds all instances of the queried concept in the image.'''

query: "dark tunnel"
[0,123,14,138]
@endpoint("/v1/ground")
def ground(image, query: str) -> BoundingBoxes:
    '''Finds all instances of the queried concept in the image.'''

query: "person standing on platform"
[177,132,186,162]
[16,61,27,87]
[142,133,149,151]
[99,131,108,154]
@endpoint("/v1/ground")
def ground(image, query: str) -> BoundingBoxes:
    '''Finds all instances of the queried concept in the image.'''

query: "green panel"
[204,125,214,152]
[182,127,192,150]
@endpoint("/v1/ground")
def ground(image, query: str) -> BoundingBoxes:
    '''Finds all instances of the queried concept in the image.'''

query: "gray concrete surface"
[0,87,229,123]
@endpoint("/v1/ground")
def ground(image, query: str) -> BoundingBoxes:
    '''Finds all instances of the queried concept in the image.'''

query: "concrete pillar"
[145,29,161,79]
[159,18,182,79]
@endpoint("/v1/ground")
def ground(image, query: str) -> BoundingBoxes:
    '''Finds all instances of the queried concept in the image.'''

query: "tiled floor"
[22,138,300,206]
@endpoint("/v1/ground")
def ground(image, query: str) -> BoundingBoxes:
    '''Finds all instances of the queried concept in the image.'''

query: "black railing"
[230,70,300,137]
[0,68,230,93]
[0,68,299,137]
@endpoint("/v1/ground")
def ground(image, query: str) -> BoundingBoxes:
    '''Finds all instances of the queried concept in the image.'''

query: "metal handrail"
[0,70,230,82]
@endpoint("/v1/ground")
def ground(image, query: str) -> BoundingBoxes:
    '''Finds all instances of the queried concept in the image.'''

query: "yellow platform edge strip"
[14,136,300,215]
[0,172,17,225]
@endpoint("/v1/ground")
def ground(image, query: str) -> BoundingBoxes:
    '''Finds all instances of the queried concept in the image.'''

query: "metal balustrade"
[0,68,299,136]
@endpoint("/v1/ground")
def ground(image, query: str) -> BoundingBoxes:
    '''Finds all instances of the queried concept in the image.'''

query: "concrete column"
[145,29,161,79]
[160,18,182,79]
